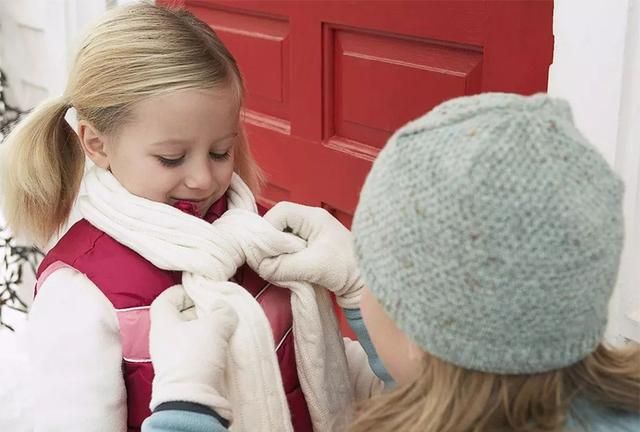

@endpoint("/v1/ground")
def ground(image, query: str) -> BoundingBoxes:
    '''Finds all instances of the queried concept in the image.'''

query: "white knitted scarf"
[79,167,353,431]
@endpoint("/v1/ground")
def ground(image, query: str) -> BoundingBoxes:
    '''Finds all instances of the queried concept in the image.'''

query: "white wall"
[549,0,640,344]
[0,0,112,110]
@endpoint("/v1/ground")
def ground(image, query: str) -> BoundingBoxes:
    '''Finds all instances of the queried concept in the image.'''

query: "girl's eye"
[157,155,185,167]
[210,151,231,161]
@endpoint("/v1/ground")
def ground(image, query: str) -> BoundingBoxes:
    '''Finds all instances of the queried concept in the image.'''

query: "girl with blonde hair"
[143,93,640,432]
[0,3,357,431]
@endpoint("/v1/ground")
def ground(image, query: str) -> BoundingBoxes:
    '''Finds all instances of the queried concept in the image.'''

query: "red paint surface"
[160,0,554,338]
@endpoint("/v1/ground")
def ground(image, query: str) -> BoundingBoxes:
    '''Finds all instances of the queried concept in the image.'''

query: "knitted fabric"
[352,93,624,374]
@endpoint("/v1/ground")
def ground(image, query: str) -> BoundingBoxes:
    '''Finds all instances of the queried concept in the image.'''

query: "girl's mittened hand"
[149,285,238,421]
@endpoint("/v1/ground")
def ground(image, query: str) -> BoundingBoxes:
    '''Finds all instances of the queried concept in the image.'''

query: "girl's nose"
[184,160,214,191]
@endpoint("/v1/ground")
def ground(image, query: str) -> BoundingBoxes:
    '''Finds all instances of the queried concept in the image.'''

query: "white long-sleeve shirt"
[29,266,127,431]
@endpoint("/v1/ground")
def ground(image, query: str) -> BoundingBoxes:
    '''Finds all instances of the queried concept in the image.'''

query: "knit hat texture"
[352,93,624,374]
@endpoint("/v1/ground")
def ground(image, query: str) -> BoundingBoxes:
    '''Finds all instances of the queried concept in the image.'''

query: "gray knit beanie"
[352,93,624,374]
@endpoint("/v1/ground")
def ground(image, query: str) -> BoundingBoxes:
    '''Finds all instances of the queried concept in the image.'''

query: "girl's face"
[360,286,424,385]
[81,87,239,217]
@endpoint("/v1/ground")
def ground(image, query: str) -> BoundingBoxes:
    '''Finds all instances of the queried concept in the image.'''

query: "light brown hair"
[350,344,640,432]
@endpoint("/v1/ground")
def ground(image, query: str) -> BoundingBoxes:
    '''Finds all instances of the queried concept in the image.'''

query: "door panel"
[162,0,553,226]
[160,0,553,335]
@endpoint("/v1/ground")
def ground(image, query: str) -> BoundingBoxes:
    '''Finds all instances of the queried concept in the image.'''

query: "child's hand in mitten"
[259,202,364,309]
[149,284,238,422]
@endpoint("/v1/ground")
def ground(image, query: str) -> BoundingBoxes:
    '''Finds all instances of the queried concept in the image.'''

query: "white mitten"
[259,202,364,308]
[149,285,238,421]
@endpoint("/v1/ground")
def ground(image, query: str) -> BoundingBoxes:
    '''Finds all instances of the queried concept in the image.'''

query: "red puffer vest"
[35,196,312,432]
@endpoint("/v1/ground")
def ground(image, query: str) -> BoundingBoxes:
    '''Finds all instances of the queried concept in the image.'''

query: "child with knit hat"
[142,93,640,432]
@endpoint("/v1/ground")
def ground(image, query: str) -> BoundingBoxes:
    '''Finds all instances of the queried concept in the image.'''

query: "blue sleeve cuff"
[142,403,229,432]
[142,409,228,432]
[343,307,395,387]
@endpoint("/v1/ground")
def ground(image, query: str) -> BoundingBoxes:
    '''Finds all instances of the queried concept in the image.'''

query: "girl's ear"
[78,120,110,169]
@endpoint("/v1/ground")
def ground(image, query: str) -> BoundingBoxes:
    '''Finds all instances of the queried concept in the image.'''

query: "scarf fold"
[80,167,353,431]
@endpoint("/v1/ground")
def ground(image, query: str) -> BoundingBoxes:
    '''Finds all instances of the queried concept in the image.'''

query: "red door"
[160,0,553,225]
[159,0,553,335]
